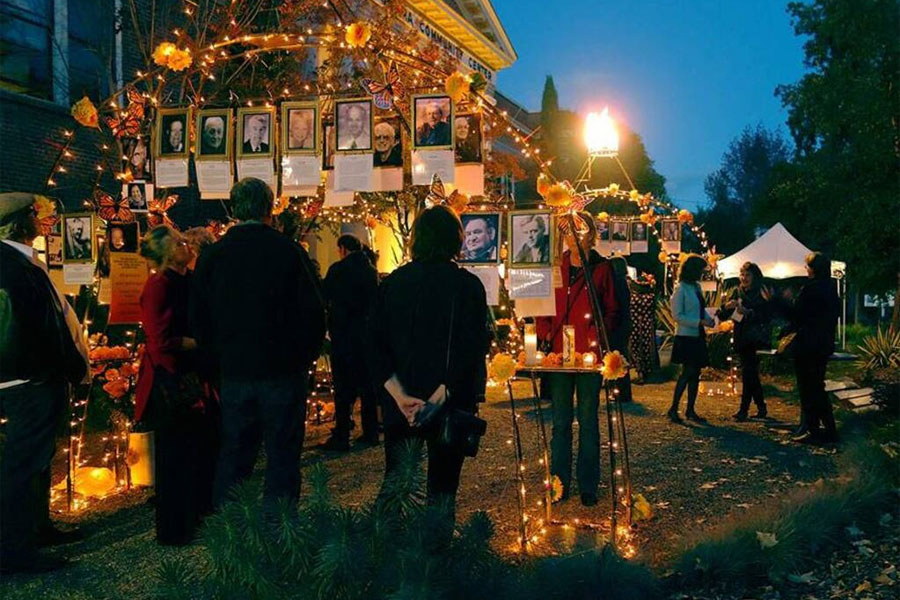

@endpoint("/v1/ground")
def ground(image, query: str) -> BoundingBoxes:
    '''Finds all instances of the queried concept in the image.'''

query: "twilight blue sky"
[492,0,807,209]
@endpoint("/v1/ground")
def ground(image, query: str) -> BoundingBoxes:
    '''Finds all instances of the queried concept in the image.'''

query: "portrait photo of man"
[631,222,648,242]
[511,212,551,266]
[63,214,93,262]
[661,219,680,241]
[414,96,452,148]
[373,119,403,168]
[454,114,482,163]
[108,222,138,253]
[198,111,230,157]
[158,111,188,157]
[459,213,499,264]
[336,100,372,151]
[286,107,316,151]
[126,183,148,211]
[240,112,272,155]
[124,137,151,179]
[611,220,629,242]
[596,218,610,242]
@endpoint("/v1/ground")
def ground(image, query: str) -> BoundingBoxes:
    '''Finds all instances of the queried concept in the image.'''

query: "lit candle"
[524,324,537,366]
[583,352,596,368]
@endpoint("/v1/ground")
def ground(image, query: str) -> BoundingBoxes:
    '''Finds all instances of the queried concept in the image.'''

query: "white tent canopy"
[719,222,821,280]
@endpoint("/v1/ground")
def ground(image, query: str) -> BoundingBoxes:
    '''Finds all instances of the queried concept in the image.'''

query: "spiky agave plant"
[857,326,900,371]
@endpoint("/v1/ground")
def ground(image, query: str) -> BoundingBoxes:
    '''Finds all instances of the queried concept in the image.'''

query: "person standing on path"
[191,178,325,507]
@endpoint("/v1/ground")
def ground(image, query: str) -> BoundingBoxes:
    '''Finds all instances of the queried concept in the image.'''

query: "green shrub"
[857,326,900,371]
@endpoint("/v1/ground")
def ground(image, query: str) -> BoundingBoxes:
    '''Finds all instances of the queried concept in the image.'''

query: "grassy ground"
[1,363,886,599]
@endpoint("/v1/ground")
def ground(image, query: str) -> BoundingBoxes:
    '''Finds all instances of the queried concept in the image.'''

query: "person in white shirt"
[0,193,90,574]
[337,104,370,150]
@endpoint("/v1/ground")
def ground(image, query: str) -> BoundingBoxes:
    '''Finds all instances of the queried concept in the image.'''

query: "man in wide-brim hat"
[0,192,89,574]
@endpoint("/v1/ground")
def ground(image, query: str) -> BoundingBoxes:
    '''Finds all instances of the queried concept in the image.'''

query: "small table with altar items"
[505,360,635,552]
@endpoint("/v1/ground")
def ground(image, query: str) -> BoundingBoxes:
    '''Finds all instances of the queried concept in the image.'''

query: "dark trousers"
[671,365,702,414]
[738,349,766,415]
[547,373,602,497]
[794,353,835,436]
[331,352,378,441]
[380,425,465,510]
[214,376,307,507]
[0,380,66,560]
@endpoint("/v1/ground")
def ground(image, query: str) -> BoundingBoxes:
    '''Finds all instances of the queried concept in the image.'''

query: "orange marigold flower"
[152,42,177,67]
[345,22,372,48]
[718,320,734,333]
[33,195,56,220]
[167,48,192,72]
[489,353,517,384]
[597,211,610,222]
[600,350,627,380]
[607,183,620,195]
[444,71,471,104]
[677,209,693,224]
[365,216,378,230]
[629,189,640,202]
[71,96,99,129]
[102,379,129,399]
[658,251,669,263]
[536,173,552,197]
[640,211,657,226]
[103,368,120,382]
[545,183,572,208]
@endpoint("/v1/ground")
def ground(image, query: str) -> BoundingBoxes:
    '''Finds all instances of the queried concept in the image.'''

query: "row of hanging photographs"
[124,94,483,179]
[459,211,683,268]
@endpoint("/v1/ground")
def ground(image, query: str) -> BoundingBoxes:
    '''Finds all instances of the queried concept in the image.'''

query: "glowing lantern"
[584,107,618,157]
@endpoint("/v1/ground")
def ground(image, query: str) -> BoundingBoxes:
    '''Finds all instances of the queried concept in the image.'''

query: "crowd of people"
[0,186,842,574]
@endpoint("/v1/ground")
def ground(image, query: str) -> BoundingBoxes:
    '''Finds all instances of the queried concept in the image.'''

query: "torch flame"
[584,107,619,157]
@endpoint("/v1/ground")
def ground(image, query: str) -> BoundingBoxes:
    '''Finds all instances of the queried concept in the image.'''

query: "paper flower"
[550,475,564,503]
[536,173,552,197]
[102,379,129,399]
[607,183,620,195]
[677,209,693,225]
[718,320,734,333]
[345,22,372,48]
[103,368,120,382]
[640,211,657,226]
[489,353,517,384]
[71,96,99,128]
[119,363,136,378]
[600,350,627,380]
[658,251,669,263]
[167,48,192,71]
[639,193,653,208]
[365,216,378,229]
[545,182,573,208]
[629,189,640,202]
[33,195,56,220]
[632,493,653,521]
[541,352,562,367]
[444,71,471,104]
[597,211,610,222]
[152,42,177,66]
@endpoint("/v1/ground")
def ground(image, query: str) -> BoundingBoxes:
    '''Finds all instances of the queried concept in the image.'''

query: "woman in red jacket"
[536,214,618,506]
[135,225,215,545]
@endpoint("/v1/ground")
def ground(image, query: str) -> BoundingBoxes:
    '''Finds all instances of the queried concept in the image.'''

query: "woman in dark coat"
[135,225,216,545]
[780,252,840,444]
[368,205,491,514]
[717,262,772,421]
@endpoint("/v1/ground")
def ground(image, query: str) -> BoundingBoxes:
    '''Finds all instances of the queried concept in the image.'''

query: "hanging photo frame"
[195,108,234,160]
[282,101,319,155]
[412,94,454,150]
[154,107,190,159]
[509,209,553,268]
[236,106,275,158]
[459,212,501,266]
[334,98,373,153]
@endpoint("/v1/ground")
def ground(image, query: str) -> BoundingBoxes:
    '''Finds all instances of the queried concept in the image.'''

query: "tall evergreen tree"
[540,75,559,127]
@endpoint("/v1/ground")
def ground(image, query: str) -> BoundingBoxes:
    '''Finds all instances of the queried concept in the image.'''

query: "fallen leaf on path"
[756,531,778,548]
[855,581,872,593]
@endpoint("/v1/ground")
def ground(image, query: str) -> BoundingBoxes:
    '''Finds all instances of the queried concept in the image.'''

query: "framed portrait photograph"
[155,108,190,158]
[107,221,139,254]
[335,98,373,152]
[631,221,648,242]
[282,102,318,155]
[123,136,152,179]
[123,181,150,212]
[373,116,403,168]
[46,233,63,268]
[596,218,611,242]
[413,94,453,150]
[459,212,500,265]
[454,113,482,163]
[237,107,275,158]
[509,210,553,268]
[611,220,630,242]
[196,108,233,159]
[63,213,95,263]
[322,122,336,170]
[661,219,681,242]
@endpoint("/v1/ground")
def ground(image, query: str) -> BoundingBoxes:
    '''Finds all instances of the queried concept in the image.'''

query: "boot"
[685,398,706,423]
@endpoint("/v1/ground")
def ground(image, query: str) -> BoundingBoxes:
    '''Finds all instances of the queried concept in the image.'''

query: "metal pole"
[507,380,528,552]
[528,374,552,524]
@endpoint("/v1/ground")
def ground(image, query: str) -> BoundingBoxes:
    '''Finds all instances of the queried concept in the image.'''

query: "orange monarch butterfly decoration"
[359,62,406,111]
[424,173,467,214]
[94,189,135,223]
[146,194,178,228]
[105,88,145,138]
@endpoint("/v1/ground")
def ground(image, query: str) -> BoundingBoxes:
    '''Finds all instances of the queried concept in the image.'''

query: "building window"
[67,0,112,103]
[0,0,53,100]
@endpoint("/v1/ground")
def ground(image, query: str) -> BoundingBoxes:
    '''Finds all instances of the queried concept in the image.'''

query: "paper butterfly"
[105,88,145,138]
[95,189,135,223]
[424,173,466,211]
[554,183,592,237]
[39,215,59,237]
[359,62,405,111]
[147,194,178,228]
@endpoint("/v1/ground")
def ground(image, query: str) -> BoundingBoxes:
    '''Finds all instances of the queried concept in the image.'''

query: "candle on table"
[524,324,537,366]
[583,352,596,368]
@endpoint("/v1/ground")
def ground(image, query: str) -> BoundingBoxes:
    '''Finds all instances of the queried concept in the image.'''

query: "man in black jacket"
[0,193,89,573]
[319,234,379,451]
[192,178,325,506]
